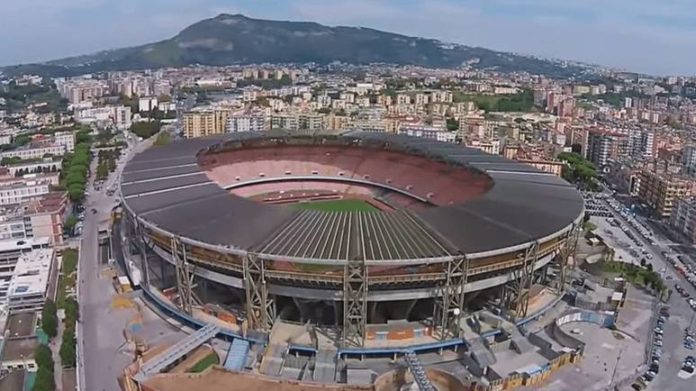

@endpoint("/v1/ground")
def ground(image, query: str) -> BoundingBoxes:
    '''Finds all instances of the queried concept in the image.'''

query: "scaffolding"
[244,253,275,332]
[503,242,539,320]
[434,255,469,340]
[343,257,367,347]
[558,223,582,292]
[171,236,195,315]
[133,219,150,287]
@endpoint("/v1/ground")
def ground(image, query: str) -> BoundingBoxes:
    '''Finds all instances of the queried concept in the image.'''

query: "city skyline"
[2,0,695,76]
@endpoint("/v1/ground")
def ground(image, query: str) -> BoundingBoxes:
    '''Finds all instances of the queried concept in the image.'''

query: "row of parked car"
[605,198,657,245]
[666,255,696,298]
[685,328,695,351]
[633,307,670,390]
[584,196,613,218]
[682,355,695,374]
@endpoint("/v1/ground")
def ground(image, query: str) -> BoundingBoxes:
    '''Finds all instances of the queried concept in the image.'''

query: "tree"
[446,118,460,131]
[558,151,598,191]
[64,297,79,326]
[33,366,55,391]
[68,185,85,203]
[64,215,78,233]
[60,329,77,368]
[41,299,58,339]
[640,258,647,267]
[34,344,54,370]
[75,130,91,144]
[13,134,32,147]
[131,121,162,139]
[96,162,108,180]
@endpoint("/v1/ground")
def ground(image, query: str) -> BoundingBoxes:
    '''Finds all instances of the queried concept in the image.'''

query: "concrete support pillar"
[293,297,308,322]
[368,301,379,324]
[333,301,340,327]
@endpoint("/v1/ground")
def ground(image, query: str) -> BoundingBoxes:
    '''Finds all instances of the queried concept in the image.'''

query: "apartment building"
[0,217,28,241]
[586,131,614,168]
[53,131,75,153]
[75,105,132,130]
[324,115,350,131]
[0,145,66,160]
[6,249,54,311]
[57,79,108,104]
[682,145,696,173]
[0,174,59,206]
[398,125,456,143]
[0,192,66,246]
[468,140,501,155]
[0,238,50,306]
[518,159,564,176]
[227,112,267,133]
[0,182,50,206]
[270,114,299,131]
[671,198,696,244]
[298,113,324,131]
[182,108,232,138]
[638,170,690,218]
[4,159,62,177]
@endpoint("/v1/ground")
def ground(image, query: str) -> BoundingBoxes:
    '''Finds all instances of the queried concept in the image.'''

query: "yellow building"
[639,170,690,218]
[324,114,350,131]
[182,108,232,138]
[518,159,564,177]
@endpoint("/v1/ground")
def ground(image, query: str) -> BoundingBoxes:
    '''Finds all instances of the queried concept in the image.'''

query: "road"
[77,132,159,391]
[598,197,696,390]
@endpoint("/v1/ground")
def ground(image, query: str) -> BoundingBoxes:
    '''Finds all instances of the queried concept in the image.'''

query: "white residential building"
[53,131,75,153]
[0,145,66,160]
[74,105,132,130]
[7,248,54,311]
[398,125,456,143]
[228,113,267,133]
[138,96,158,112]
[683,145,696,173]
[0,238,50,305]
[0,178,52,206]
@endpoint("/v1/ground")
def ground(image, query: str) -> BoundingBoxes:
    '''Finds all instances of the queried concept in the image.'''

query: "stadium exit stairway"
[468,337,497,369]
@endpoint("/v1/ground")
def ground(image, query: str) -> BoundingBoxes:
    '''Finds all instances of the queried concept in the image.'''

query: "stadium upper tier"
[120,131,584,263]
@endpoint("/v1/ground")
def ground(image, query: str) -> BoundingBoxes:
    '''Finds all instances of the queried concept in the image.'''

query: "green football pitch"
[292,199,377,212]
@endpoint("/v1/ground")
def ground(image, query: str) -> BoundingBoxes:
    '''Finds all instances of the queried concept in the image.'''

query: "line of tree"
[59,297,79,369]
[33,344,55,391]
[558,151,599,191]
[60,138,92,203]
[95,148,120,181]
[60,328,77,368]
[41,298,58,339]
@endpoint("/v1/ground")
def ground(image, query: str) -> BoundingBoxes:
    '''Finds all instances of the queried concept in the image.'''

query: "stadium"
[118,130,584,351]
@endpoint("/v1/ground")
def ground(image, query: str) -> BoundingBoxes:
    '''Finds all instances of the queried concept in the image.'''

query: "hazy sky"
[2,0,695,75]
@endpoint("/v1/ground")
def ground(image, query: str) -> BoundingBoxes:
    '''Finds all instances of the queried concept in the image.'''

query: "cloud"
[0,0,694,75]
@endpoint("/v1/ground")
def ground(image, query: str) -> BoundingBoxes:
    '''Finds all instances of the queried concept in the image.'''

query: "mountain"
[2,14,587,77]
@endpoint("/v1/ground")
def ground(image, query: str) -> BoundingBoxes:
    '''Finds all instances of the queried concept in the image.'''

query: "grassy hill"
[2,14,588,78]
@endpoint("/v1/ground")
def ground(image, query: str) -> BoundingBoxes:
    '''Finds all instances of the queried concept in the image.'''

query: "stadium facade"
[119,130,584,348]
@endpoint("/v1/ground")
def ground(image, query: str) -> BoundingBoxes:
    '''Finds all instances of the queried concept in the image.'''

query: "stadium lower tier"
[123,212,578,346]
